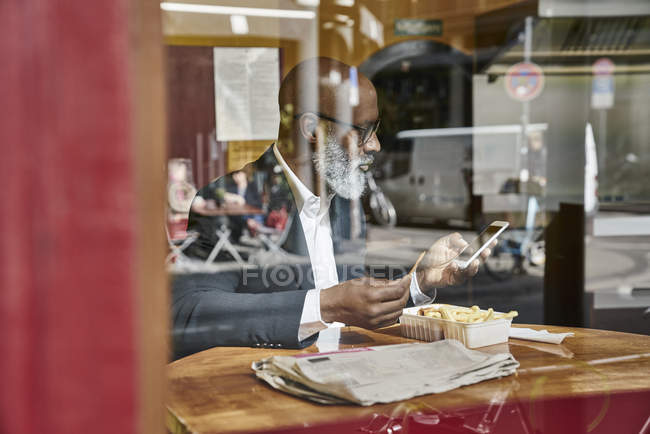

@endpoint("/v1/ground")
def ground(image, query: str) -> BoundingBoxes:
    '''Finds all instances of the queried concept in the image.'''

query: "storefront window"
[159,1,650,432]
[161,0,650,358]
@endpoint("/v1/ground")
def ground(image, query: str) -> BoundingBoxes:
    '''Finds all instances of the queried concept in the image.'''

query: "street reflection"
[260,388,650,434]
[360,381,527,434]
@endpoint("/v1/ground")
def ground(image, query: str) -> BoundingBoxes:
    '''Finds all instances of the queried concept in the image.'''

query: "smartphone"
[454,221,509,269]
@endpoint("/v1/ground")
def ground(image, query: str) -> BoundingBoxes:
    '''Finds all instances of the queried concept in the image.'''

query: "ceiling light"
[329,70,342,85]
[230,15,249,34]
[295,0,320,7]
[160,2,316,19]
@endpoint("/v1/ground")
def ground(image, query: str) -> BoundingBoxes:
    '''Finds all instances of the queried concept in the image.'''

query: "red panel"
[0,1,137,434]
[259,390,650,434]
[166,46,224,186]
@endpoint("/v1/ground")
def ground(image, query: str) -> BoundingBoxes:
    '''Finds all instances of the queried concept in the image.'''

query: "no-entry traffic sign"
[504,62,545,102]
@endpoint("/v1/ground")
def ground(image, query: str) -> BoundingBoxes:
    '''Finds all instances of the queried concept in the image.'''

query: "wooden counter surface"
[192,203,264,216]
[166,325,650,433]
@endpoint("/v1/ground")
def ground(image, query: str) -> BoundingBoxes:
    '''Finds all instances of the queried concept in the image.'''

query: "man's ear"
[298,113,318,143]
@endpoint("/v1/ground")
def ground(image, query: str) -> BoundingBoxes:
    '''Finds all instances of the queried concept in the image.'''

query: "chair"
[165,224,199,266]
[242,211,295,266]
[256,212,294,255]
[204,223,248,265]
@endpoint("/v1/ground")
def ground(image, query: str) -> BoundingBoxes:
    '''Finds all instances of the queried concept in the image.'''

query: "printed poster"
[213,47,280,141]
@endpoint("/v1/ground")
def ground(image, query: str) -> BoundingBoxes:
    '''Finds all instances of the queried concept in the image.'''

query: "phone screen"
[455,222,508,268]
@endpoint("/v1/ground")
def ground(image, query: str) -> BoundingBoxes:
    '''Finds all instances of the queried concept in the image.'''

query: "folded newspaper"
[252,340,519,406]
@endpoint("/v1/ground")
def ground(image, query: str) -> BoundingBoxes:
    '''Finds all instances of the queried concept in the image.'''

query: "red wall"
[0,1,138,433]
[166,46,226,187]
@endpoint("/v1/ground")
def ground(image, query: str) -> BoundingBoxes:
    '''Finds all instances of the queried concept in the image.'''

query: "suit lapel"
[252,145,366,287]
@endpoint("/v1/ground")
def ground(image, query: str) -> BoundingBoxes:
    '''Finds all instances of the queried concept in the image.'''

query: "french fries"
[417,304,518,323]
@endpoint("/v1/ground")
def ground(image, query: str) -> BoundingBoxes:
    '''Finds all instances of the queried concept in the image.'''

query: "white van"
[375,124,547,226]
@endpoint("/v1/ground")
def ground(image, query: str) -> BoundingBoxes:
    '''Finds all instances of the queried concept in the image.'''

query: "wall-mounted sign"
[591,57,615,110]
[213,47,280,141]
[504,62,545,102]
[394,19,442,36]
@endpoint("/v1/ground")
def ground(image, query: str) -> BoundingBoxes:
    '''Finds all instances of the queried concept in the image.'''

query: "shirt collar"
[273,144,333,215]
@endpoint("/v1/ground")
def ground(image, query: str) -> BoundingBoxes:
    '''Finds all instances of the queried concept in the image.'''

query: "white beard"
[313,128,373,200]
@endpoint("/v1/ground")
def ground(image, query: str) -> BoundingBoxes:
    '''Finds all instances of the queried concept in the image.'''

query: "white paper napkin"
[316,323,343,352]
[509,327,574,344]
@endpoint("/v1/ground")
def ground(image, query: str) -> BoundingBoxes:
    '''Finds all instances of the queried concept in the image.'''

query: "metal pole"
[520,16,533,193]
[598,109,607,192]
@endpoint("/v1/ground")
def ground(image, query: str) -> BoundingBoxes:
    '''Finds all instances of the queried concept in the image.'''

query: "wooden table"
[167,325,650,434]
[193,203,264,217]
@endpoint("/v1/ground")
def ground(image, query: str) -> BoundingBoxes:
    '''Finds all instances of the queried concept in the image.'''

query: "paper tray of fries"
[399,304,517,348]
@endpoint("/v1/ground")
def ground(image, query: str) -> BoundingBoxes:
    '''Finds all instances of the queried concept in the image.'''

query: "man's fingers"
[448,260,461,273]
[432,232,464,251]
[444,259,477,285]
[466,259,480,276]
[372,275,411,302]
[372,309,404,329]
[449,234,468,251]
[477,240,497,262]
[367,303,407,325]
[449,232,463,241]
[371,296,408,319]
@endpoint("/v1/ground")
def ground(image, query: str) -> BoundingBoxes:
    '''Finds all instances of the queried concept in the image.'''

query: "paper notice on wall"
[213,47,280,141]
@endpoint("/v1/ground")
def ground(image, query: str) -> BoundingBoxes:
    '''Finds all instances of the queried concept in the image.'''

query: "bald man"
[172,57,488,358]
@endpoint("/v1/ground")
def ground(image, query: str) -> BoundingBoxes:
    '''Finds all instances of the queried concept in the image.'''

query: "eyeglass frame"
[293,111,380,146]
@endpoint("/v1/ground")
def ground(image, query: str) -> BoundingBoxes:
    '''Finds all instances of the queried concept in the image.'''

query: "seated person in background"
[186,168,265,254]
[247,169,292,236]
[228,169,264,241]
[172,57,493,359]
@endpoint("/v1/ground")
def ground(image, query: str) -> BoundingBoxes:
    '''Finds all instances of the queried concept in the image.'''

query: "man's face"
[313,124,375,199]
[297,70,380,199]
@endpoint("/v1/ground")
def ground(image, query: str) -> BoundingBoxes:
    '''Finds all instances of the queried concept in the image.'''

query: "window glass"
[161,1,650,362]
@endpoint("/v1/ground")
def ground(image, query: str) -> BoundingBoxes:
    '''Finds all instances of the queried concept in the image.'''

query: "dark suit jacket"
[172,146,368,359]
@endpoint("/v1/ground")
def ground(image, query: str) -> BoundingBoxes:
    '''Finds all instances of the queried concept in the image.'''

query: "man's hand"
[414,233,496,295]
[320,275,411,329]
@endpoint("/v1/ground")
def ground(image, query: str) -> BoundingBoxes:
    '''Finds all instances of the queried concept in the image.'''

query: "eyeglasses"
[294,112,380,146]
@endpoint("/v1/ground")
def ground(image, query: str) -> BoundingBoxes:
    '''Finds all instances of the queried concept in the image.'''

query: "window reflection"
[162,1,650,362]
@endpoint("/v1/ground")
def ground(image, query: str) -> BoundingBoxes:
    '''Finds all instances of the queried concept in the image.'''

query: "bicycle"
[366,171,397,227]
[482,196,545,281]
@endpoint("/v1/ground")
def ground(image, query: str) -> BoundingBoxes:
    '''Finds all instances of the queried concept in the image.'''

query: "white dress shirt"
[272,145,433,342]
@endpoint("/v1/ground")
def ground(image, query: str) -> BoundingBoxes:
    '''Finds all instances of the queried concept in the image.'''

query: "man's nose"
[362,132,380,154]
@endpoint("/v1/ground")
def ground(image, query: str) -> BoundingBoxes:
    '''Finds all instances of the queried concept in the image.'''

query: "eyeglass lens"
[361,120,379,145]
